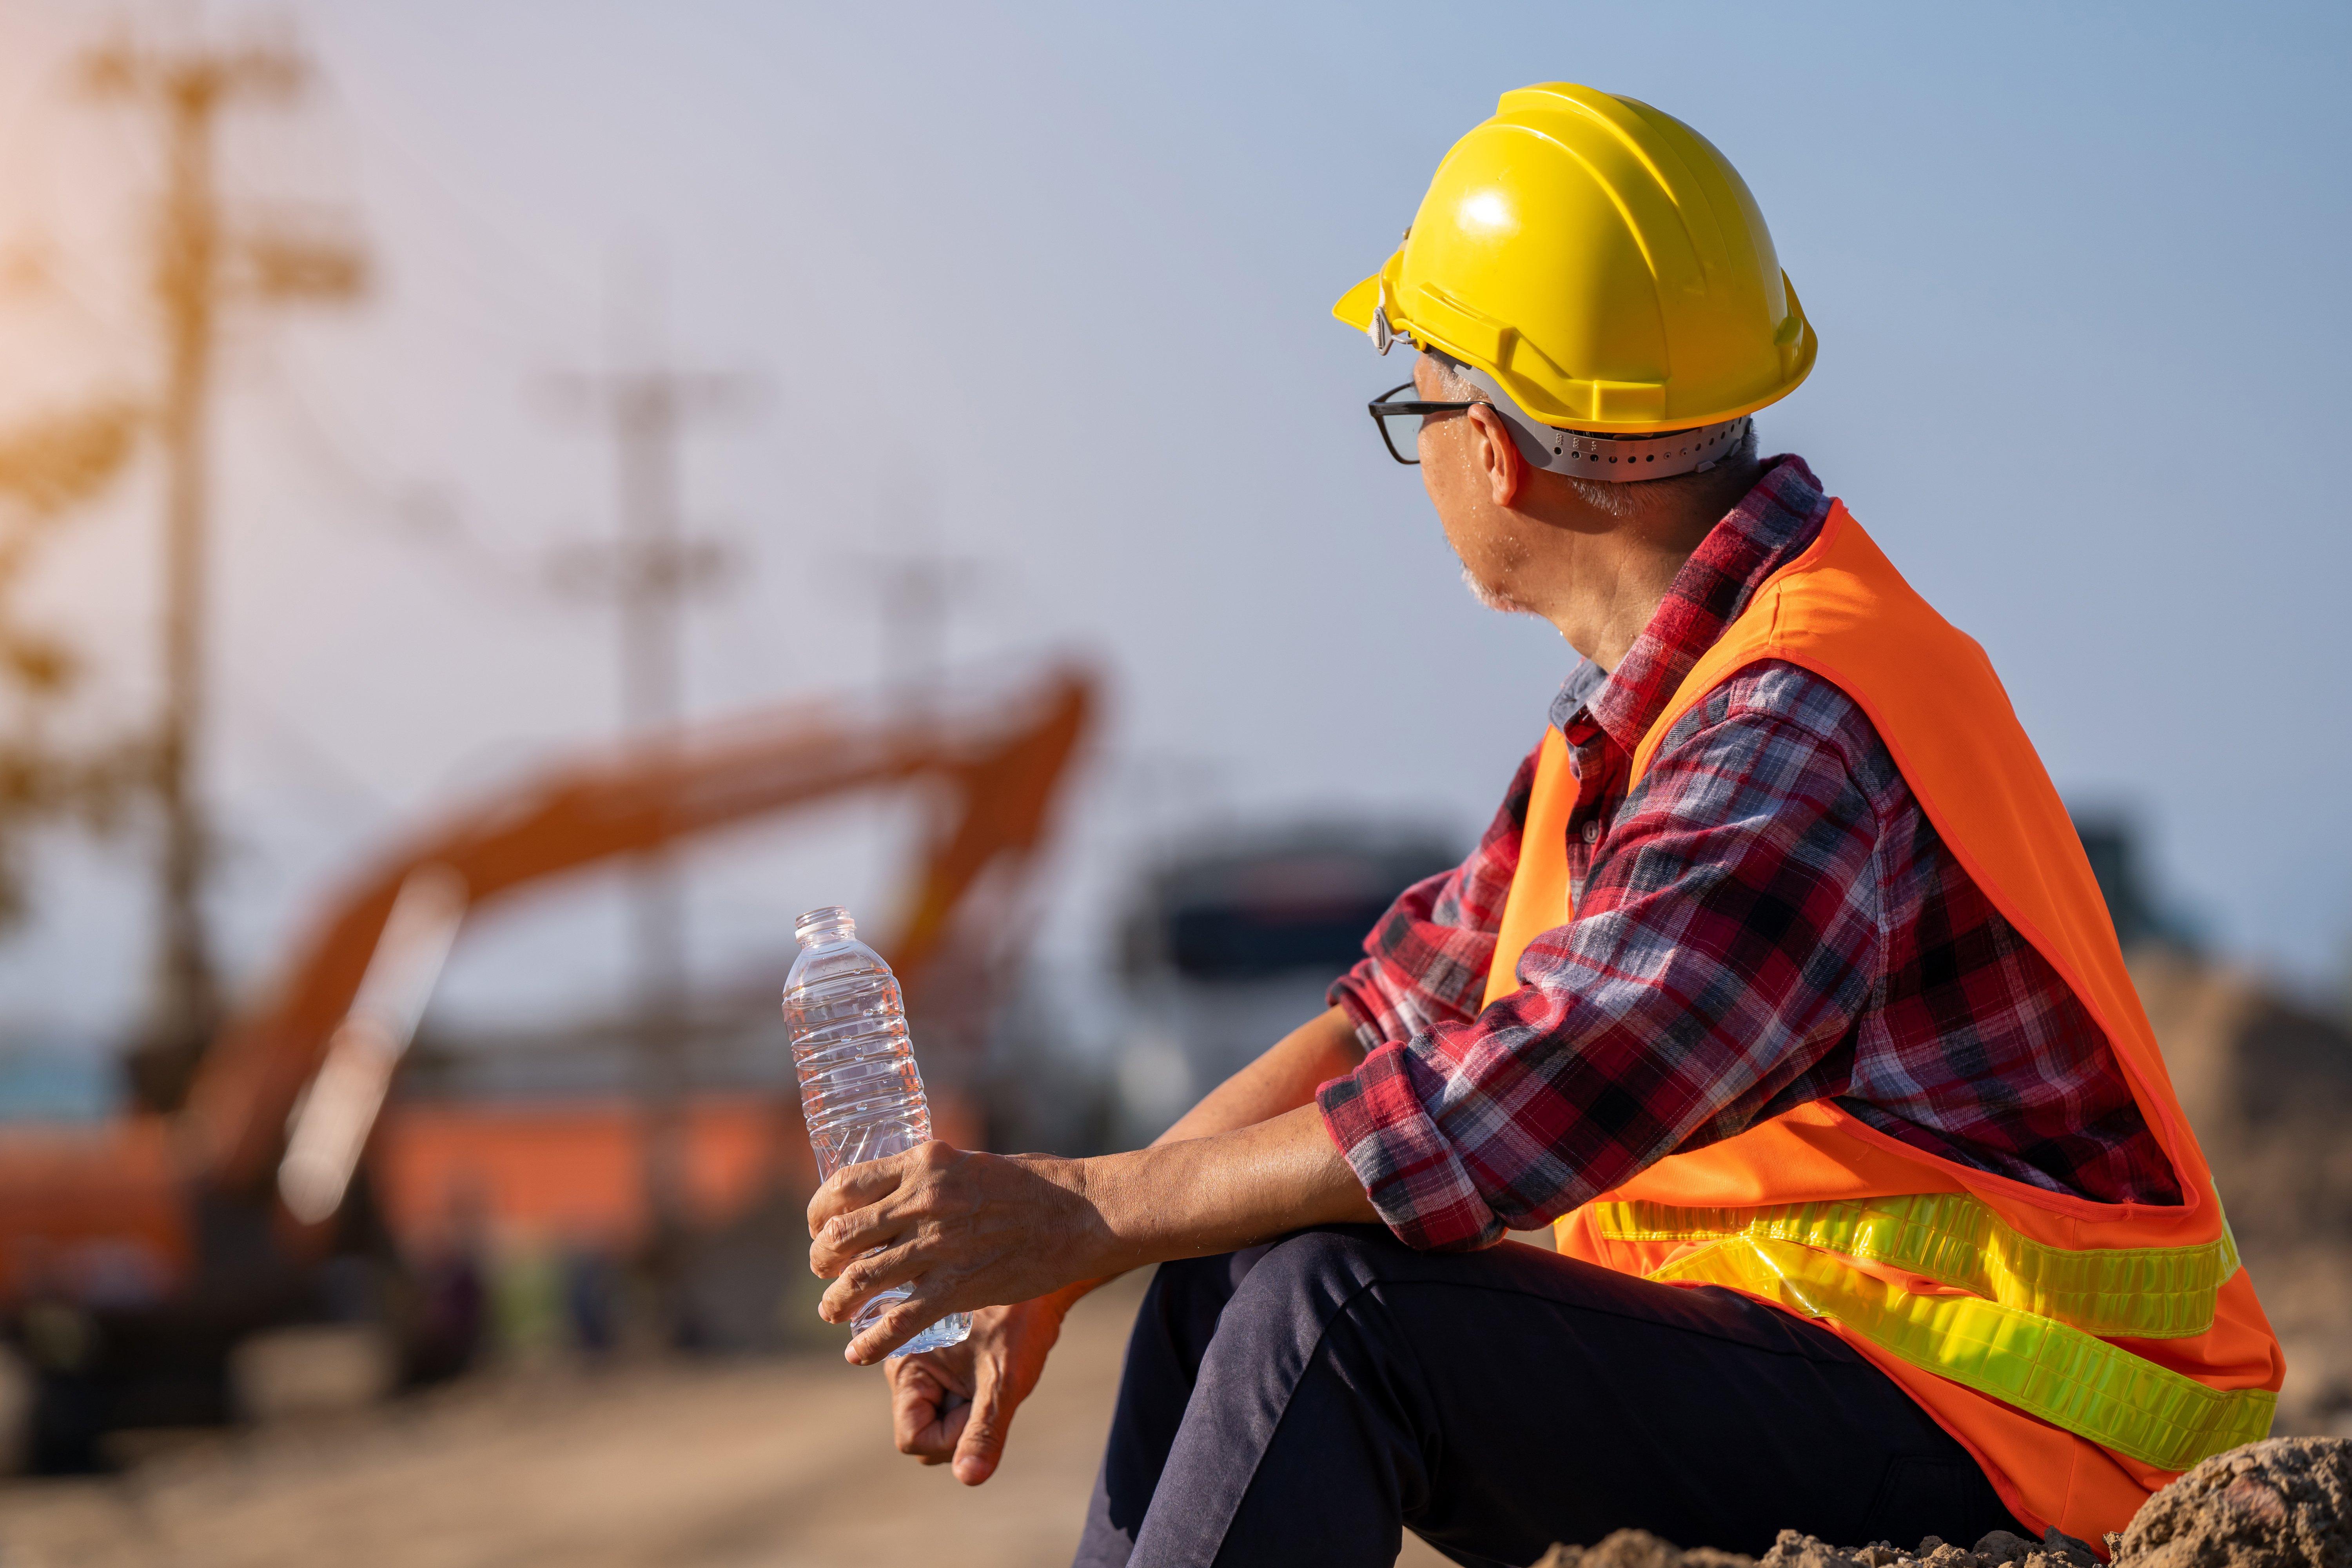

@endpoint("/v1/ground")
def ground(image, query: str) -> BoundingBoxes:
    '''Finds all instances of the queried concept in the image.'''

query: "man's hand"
[828,1010,1374,1477]
[885,1294,1067,1485]
[808,1103,1376,1364]
[808,1143,1109,1365]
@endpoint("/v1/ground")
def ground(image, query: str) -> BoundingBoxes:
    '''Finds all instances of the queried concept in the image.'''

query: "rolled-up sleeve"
[1317,673,1888,1252]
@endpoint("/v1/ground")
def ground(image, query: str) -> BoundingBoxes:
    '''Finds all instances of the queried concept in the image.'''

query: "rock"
[2043,1527,2103,1567]
[2111,1436,2350,1568]
[1762,1529,1866,1568]
[1975,1530,2038,1564]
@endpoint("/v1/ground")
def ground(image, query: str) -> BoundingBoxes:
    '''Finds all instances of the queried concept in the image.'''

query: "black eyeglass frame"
[1367,380,1478,466]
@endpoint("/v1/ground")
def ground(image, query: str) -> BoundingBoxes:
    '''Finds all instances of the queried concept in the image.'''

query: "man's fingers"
[806,1153,910,1237]
[845,1289,956,1366]
[819,1236,934,1324]
[887,1352,976,1465]
[951,1356,1015,1486]
[808,1198,913,1279]
[929,1398,972,1464]
[890,1361,950,1456]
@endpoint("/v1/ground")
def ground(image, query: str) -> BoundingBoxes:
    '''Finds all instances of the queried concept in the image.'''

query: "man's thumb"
[951,1363,1014,1486]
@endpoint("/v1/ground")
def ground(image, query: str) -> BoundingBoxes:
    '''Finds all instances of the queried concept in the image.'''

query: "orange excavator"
[0,663,1096,1462]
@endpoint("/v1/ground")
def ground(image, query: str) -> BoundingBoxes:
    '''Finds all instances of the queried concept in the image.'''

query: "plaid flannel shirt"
[1318,456,2179,1252]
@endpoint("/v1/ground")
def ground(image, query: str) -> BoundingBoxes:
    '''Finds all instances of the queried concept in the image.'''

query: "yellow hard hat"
[1334,83,1815,435]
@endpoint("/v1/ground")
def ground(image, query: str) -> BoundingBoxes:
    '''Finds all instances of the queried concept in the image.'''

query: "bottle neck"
[794,906,857,947]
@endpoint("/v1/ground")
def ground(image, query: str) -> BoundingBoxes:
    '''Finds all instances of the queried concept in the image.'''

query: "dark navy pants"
[1073,1227,2024,1568]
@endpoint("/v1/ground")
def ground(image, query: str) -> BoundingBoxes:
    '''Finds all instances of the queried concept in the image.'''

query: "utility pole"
[838,512,995,1056]
[840,504,988,709]
[83,25,367,1109]
[544,286,750,1295]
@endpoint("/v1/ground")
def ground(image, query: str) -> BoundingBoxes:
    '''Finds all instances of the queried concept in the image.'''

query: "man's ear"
[1466,404,1524,508]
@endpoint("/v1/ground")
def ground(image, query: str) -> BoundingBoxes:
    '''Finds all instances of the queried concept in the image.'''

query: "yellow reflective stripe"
[1592,1194,2236,1339]
[1650,1236,2275,1473]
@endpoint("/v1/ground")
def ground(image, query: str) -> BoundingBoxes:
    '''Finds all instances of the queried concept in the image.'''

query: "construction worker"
[808,84,2283,1565]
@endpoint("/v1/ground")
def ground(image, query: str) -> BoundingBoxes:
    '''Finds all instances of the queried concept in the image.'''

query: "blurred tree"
[0,399,148,928]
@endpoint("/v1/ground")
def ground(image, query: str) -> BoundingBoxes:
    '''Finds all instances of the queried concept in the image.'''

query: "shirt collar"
[1550,454,1833,753]
[1548,658,1609,731]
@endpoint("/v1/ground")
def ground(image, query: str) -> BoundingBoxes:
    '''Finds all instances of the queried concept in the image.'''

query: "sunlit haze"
[1,0,2347,1050]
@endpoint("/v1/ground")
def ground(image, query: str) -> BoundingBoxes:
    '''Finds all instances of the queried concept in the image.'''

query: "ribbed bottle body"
[792,969,929,1175]
[784,908,970,1358]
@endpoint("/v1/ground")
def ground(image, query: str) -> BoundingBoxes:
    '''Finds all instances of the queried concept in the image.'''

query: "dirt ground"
[0,1275,1452,1568]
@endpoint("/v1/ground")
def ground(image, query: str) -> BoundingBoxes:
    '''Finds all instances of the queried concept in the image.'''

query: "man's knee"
[1140,1227,1411,1374]
[1220,1225,1403,1335]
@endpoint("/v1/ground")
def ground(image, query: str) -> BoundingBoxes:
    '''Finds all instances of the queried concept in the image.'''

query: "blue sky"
[1,1,2347,1039]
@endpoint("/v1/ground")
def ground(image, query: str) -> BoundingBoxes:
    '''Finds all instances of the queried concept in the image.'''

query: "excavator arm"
[183,664,1096,1200]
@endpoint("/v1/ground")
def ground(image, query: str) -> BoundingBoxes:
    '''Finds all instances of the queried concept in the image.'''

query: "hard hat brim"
[1332,274,1381,334]
[1333,260,1817,434]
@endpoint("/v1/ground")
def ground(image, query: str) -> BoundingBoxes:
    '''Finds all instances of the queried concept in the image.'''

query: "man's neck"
[1543,532,1697,673]
[1528,461,1764,671]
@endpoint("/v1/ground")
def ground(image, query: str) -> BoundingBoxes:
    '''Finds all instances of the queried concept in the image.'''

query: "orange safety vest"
[1483,501,2282,1546]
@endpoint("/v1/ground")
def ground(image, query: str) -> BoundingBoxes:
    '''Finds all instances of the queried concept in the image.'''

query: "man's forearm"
[1027,1007,1369,1316]
[1076,1103,1380,1279]
[811,1100,1383,1362]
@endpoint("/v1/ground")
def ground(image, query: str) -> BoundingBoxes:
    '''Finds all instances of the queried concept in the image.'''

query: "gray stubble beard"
[1459,561,1535,615]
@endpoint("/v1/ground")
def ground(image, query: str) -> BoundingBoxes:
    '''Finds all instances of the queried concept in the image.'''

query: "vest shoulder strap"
[1483,728,1578,1010]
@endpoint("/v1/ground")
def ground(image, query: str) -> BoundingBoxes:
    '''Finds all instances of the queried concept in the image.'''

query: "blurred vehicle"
[0,664,1094,1468]
[1112,824,1458,1142]
[1108,811,2189,1142]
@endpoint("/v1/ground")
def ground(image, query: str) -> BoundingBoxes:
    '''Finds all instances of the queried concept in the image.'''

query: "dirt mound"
[1532,1524,2099,1568]
[1533,1438,2351,1568]
[2112,1437,2350,1568]
[2130,952,2352,1435]
[1532,1530,1756,1568]
[1755,1525,2098,1568]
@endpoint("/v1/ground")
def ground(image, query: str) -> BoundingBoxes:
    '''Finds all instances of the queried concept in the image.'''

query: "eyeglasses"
[1367,381,1478,466]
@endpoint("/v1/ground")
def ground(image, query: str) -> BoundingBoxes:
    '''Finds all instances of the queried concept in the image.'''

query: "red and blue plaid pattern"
[1319,457,2179,1252]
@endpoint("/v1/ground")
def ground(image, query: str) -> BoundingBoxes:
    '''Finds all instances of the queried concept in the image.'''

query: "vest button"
[1581,819,1601,844]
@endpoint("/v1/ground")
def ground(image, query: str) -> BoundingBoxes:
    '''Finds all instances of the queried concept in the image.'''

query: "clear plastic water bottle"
[784,905,971,1357]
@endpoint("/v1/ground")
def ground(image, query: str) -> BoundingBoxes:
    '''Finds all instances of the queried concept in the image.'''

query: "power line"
[247,344,550,609]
